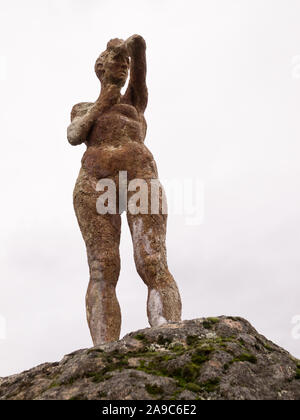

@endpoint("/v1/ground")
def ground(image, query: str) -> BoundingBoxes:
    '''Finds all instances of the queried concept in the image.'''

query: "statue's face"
[95,41,129,87]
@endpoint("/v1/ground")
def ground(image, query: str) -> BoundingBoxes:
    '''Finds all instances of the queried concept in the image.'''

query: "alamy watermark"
[0,314,7,340]
[95,171,204,226]
[0,56,7,82]
[291,55,300,79]
[291,315,300,340]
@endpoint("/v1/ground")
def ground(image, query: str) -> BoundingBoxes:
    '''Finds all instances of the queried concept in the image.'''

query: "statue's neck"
[98,83,122,102]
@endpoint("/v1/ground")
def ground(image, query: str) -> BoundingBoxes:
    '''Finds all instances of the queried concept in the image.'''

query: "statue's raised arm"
[123,34,148,113]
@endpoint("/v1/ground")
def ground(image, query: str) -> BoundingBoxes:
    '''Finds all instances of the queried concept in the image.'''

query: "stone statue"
[67,35,182,345]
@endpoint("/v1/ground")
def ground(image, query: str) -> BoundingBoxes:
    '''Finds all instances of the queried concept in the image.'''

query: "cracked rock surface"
[0,317,299,400]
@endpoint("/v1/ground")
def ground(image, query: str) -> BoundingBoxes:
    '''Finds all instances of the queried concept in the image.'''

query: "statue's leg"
[127,209,182,327]
[74,190,121,345]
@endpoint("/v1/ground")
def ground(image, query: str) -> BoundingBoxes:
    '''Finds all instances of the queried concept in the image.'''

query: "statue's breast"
[88,103,146,145]
[110,103,140,120]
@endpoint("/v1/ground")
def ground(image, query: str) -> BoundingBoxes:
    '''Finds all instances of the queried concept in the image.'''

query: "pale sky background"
[0,0,300,377]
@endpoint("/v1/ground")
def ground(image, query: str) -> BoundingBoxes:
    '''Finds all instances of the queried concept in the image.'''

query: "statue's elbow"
[67,134,81,146]
[133,34,146,50]
[67,125,84,146]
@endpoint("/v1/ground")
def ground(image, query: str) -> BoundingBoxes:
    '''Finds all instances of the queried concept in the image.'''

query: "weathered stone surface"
[1,317,299,400]
[67,34,182,345]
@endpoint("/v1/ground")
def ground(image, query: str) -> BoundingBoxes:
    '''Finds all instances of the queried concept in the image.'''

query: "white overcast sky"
[1,0,300,376]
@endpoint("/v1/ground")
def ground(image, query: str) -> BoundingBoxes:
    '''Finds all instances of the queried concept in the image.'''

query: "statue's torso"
[81,102,157,180]
[88,103,146,146]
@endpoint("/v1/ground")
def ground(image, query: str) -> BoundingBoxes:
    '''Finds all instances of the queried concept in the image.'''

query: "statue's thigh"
[73,191,121,255]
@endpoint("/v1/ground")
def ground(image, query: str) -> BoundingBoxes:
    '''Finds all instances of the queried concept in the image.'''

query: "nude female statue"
[67,35,182,345]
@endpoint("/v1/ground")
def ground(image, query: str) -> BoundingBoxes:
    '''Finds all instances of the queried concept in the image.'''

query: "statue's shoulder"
[70,102,94,121]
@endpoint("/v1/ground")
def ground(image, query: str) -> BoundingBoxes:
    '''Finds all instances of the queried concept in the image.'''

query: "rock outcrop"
[1,317,300,400]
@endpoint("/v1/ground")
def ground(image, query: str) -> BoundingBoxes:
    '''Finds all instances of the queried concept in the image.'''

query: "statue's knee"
[89,255,120,285]
[135,252,162,280]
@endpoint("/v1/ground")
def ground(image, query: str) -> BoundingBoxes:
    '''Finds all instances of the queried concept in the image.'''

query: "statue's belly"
[81,142,158,180]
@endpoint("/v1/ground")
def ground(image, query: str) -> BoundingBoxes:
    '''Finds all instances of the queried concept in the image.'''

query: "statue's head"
[95,38,129,87]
